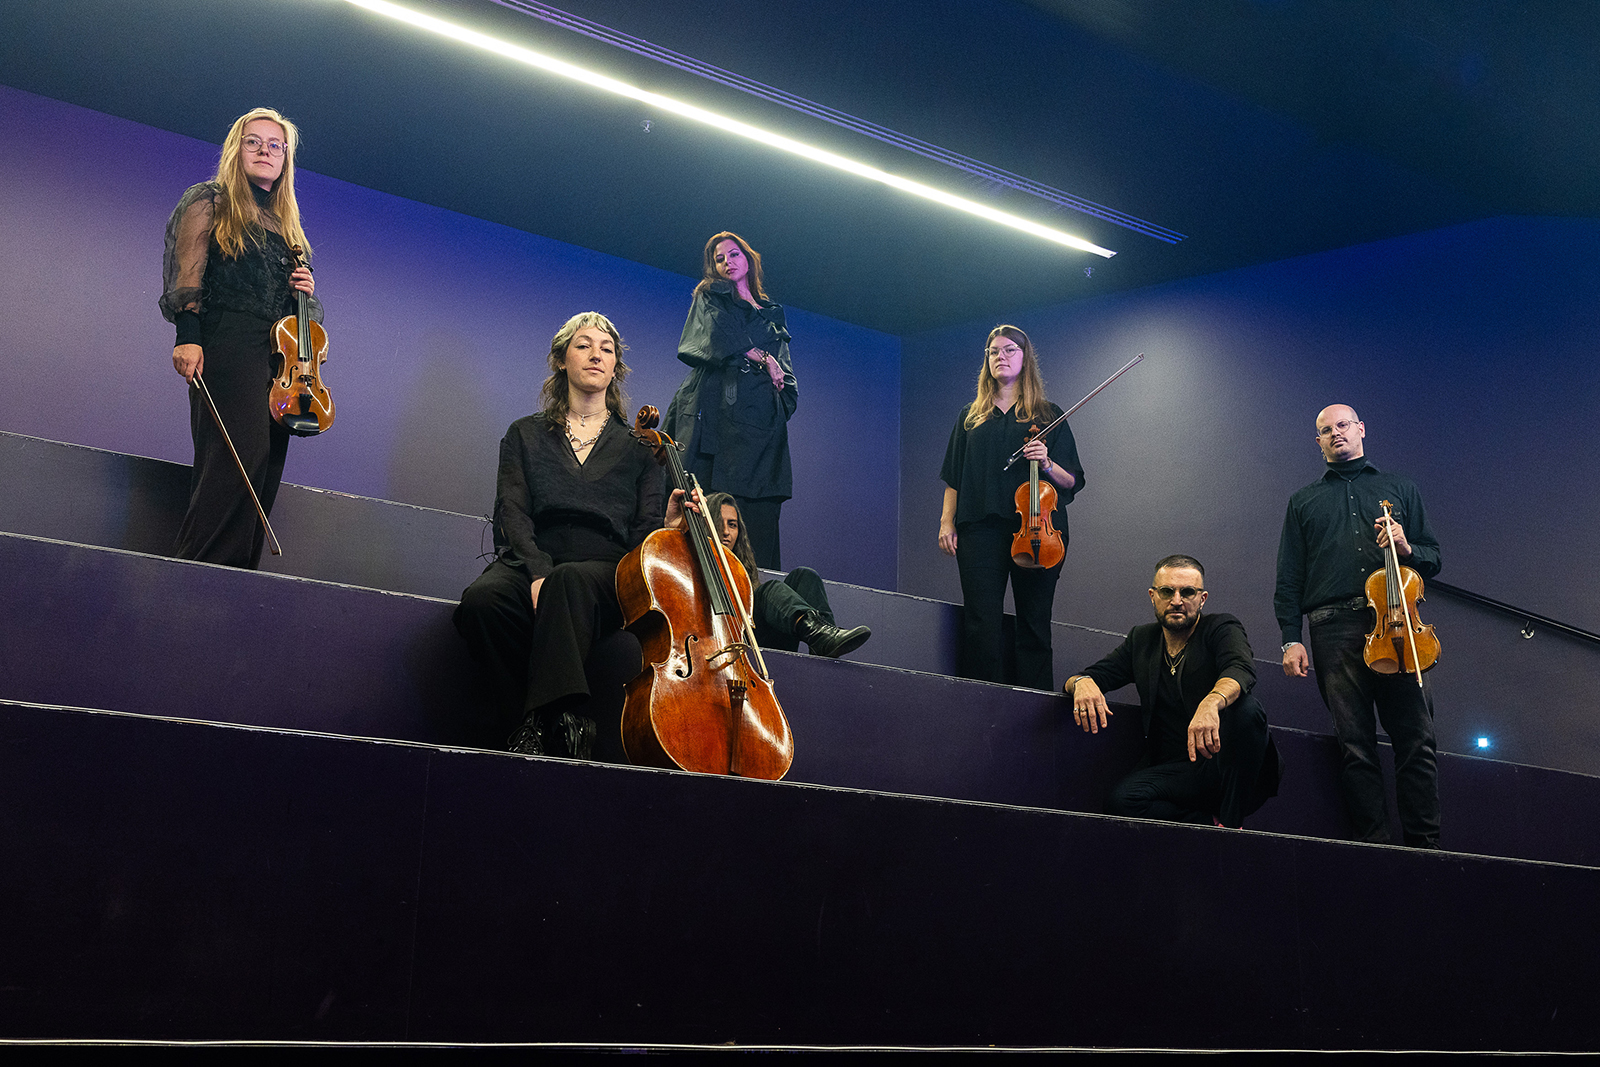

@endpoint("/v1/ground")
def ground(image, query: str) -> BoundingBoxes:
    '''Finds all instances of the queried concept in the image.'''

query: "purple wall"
[898,216,1600,773]
[0,85,900,587]
[8,83,1600,776]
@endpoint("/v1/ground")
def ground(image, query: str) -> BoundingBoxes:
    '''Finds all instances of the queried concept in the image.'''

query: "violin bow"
[1004,353,1144,470]
[1379,501,1424,689]
[192,372,282,556]
[688,476,773,681]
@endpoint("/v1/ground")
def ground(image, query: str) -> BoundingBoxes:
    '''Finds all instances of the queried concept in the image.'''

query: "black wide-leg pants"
[453,550,624,744]
[955,518,1061,690]
[173,310,289,568]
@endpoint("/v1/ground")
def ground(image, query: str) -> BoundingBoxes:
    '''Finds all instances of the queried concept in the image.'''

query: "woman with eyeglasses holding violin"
[159,107,322,568]
[938,325,1084,691]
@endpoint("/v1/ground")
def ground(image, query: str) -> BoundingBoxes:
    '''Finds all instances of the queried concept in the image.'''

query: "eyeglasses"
[1317,419,1359,438]
[1152,586,1204,601]
[242,136,287,157]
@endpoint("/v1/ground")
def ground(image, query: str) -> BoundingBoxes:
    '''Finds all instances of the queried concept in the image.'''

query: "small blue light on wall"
[1477,736,1490,749]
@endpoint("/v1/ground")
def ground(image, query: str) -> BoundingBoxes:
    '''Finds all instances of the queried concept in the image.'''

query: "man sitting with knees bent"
[1064,555,1281,828]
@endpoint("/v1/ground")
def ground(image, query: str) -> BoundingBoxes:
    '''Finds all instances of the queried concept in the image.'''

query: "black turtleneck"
[1274,455,1442,645]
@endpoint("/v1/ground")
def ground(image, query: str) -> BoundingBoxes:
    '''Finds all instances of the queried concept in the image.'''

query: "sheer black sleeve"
[159,182,218,323]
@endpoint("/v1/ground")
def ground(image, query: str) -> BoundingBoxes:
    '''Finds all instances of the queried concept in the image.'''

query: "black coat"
[1080,612,1257,738]
[663,281,797,501]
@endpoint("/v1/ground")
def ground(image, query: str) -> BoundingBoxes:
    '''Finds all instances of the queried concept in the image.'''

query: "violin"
[614,406,793,779]
[269,244,334,436]
[1010,423,1064,569]
[1363,499,1440,686]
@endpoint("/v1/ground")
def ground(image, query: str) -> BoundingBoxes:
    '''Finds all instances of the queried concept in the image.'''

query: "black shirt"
[1079,613,1257,766]
[492,413,664,580]
[1274,458,1441,646]
[161,181,324,346]
[940,402,1084,527]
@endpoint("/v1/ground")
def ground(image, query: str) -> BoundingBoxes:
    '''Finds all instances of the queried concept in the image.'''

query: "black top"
[663,281,798,501]
[1274,458,1441,646]
[491,413,664,580]
[940,402,1084,527]
[1079,612,1258,765]
[160,181,324,346]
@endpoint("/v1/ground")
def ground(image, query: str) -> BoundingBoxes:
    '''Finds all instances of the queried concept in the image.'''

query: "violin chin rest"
[280,413,323,436]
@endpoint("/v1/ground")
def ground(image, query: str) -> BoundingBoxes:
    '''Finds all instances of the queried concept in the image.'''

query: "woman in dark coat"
[664,232,797,569]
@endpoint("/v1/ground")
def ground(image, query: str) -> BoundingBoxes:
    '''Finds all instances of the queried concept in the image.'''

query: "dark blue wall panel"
[898,216,1600,775]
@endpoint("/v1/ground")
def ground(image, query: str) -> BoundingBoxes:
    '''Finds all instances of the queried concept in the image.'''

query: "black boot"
[507,713,545,756]
[506,704,596,759]
[793,611,871,659]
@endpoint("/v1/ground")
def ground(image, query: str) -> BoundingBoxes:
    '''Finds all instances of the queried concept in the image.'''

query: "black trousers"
[1309,605,1441,847]
[173,310,289,568]
[753,566,832,652]
[453,539,625,744]
[955,518,1060,690]
[733,496,783,570]
[1107,694,1276,829]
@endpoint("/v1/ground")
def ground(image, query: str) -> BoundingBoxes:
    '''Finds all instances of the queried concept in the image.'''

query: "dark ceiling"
[4,0,1595,334]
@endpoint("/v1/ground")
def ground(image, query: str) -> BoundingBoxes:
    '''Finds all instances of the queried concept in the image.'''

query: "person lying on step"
[704,492,871,659]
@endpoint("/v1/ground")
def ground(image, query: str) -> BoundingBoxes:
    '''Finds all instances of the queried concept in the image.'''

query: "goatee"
[1160,612,1197,636]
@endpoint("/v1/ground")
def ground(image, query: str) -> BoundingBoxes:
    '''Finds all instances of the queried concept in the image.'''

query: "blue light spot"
[1477,737,1490,749]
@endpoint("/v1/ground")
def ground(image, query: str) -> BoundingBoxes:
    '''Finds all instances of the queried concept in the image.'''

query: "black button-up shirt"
[1274,459,1441,646]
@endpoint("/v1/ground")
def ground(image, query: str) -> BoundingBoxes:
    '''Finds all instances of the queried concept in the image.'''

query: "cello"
[1363,499,1440,688]
[269,244,334,436]
[614,406,793,780]
[1010,423,1064,569]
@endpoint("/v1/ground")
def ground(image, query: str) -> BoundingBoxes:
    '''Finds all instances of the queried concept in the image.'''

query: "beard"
[1158,609,1197,636]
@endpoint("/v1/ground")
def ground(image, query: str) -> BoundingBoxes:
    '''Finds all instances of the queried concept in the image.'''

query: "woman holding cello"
[454,312,694,757]
[160,107,321,568]
[938,325,1084,690]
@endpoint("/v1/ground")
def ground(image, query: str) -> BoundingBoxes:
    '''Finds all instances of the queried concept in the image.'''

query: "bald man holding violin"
[1275,403,1442,849]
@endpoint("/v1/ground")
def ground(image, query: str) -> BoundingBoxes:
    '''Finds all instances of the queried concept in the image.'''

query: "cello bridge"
[705,643,750,671]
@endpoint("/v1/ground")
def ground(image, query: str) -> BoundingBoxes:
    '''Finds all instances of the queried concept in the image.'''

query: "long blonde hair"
[964,325,1050,429]
[539,312,631,428]
[210,107,312,259]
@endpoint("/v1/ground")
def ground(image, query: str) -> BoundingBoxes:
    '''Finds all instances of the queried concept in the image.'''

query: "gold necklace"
[1163,644,1187,676]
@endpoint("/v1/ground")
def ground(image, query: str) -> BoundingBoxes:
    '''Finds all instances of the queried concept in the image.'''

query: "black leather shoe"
[507,714,545,756]
[794,611,871,659]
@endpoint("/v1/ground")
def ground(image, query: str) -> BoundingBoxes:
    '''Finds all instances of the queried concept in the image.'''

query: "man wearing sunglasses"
[1275,403,1441,849]
[1064,555,1280,828]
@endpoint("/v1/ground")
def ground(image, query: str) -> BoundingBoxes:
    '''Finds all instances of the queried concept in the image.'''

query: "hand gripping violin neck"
[269,245,334,436]
[1363,499,1440,687]
[1010,423,1064,570]
[614,406,793,779]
